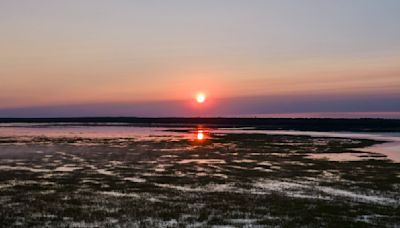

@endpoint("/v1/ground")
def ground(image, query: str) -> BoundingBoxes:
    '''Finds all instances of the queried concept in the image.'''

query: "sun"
[196,93,206,103]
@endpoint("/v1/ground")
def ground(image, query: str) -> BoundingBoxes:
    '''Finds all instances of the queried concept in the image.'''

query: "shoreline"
[1,118,400,132]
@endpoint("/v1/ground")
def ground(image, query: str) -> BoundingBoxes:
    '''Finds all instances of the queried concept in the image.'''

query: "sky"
[1,0,399,117]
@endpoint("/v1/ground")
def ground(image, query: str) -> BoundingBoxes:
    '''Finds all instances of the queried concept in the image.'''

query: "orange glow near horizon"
[196,93,206,103]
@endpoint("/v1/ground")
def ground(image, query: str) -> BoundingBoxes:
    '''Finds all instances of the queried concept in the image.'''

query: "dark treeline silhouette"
[1,117,400,132]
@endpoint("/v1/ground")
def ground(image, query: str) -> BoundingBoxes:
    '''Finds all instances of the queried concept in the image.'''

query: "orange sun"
[196,93,206,103]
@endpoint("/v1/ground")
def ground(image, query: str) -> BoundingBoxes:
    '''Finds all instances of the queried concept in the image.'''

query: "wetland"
[0,123,399,227]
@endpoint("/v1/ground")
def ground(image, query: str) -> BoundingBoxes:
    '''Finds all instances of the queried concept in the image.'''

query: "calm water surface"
[1,123,398,162]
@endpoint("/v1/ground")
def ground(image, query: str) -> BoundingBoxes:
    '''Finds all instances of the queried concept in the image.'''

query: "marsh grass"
[0,132,399,227]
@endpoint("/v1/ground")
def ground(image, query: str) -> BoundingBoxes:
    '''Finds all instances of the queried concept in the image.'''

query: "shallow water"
[215,129,400,162]
[0,124,399,163]
[0,124,184,139]
[0,123,399,227]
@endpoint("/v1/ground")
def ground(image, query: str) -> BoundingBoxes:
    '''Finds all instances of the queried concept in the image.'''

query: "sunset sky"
[1,1,399,117]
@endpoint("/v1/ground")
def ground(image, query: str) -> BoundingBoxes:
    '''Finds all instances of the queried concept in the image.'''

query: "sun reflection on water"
[197,130,205,141]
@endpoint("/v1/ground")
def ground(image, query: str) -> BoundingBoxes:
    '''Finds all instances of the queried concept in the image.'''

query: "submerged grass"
[0,131,399,227]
